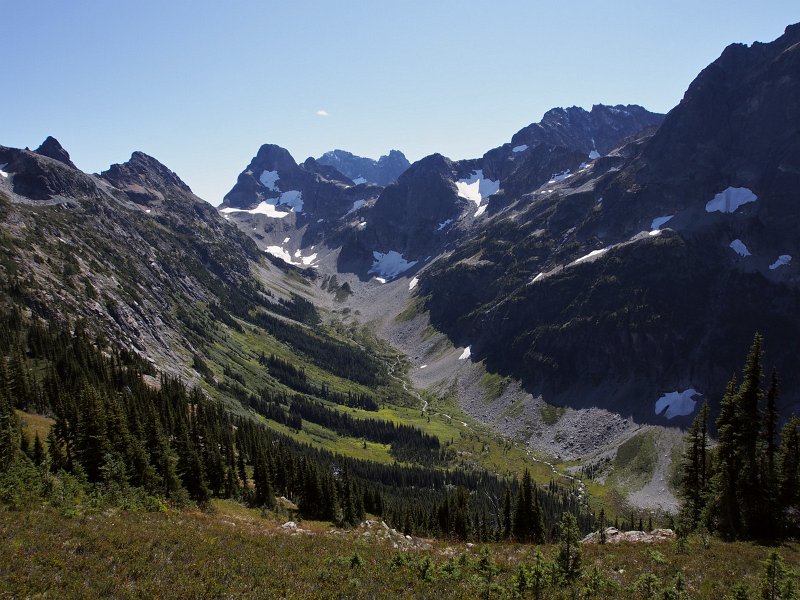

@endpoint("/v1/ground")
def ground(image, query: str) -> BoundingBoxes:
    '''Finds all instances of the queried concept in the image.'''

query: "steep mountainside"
[417,24,800,423]
[317,149,410,186]
[217,26,800,434]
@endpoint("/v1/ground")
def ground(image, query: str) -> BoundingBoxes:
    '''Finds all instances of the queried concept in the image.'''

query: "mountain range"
[1,23,798,466]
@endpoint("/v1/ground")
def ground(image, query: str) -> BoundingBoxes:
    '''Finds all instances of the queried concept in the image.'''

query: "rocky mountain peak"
[100,151,192,205]
[34,136,77,169]
[317,148,410,186]
[512,104,664,156]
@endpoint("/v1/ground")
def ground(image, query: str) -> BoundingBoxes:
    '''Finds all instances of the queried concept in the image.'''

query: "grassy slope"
[1,503,797,599]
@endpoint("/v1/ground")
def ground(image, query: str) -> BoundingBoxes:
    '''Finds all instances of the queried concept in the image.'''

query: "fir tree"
[736,333,764,537]
[556,512,582,582]
[679,400,710,529]
[709,374,741,537]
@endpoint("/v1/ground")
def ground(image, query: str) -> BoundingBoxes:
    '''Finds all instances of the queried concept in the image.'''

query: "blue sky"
[2,1,797,204]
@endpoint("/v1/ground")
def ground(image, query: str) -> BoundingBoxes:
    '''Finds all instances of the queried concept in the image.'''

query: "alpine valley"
[2,22,800,600]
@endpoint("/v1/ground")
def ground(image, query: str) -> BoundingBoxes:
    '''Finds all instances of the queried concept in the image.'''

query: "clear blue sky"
[2,1,797,204]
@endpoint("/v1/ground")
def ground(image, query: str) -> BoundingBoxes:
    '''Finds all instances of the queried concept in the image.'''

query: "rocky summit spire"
[34,136,77,169]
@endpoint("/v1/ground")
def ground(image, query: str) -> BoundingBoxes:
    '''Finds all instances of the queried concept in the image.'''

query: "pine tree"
[709,375,741,537]
[513,469,535,542]
[556,512,582,582]
[32,433,44,466]
[736,334,764,537]
[762,369,780,537]
[778,417,800,511]
[501,486,512,539]
[679,400,710,529]
[0,386,18,471]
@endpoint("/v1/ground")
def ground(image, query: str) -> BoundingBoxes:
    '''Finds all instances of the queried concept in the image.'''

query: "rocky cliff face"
[418,24,800,423]
[317,149,410,186]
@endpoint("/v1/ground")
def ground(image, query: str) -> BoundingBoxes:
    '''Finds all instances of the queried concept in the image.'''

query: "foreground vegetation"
[1,502,799,599]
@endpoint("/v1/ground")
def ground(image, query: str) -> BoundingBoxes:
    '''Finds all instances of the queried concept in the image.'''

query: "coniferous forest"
[0,308,591,541]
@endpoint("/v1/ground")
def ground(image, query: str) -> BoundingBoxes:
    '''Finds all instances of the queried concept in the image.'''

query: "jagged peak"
[100,151,192,197]
[34,136,77,169]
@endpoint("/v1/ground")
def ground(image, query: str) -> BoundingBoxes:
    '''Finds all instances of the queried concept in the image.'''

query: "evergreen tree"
[501,486,512,539]
[46,428,65,472]
[513,469,535,542]
[679,400,710,529]
[32,433,44,466]
[709,375,741,537]
[0,384,18,471]
[762,369,780,537]
[778,417,800,511]
[556,512,582,582]
[736,334,764,537]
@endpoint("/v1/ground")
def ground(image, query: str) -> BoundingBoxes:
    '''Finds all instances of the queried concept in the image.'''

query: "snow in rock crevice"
[455,170,500,207]
[729,239,751,257]
[512,144,528,153]
[570,248,607,266]
[650,215,673,230]
[769,255,792,270]
[436,219,454,231]
[368,250,418,280]
[409,276,419,291]
[458,346,471,360]
[259,170,280,191]
[655,389,701,419]
[548,170,572,183]
[705,187,757,213]
[0,163,8,178]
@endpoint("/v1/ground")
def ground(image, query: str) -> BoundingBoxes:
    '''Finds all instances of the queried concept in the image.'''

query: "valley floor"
[1,501,797,599]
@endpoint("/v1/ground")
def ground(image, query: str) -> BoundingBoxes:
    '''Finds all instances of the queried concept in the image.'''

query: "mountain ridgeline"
[220,23,800,427]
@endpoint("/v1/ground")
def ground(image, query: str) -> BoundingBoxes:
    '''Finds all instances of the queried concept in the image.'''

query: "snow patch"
[352,176,367,185]
[532,273,544,283]
[705,187,757,214]
[409,276,419,291]
[548,170,572,183]
[769,255,792,270]
[259,170,280,191]
[301,253,317,266]
[458,346,471,360]
[455,170,500,206]
[419,364,427,369]
[570,248,607,265]
[282,237,290,243]
[512,144,528,153]
[474,205,488,218]
[369,251,418,280]
[346,199,366,215]
[0,163,8,178]
[655,389,701,419]
[648,230,662,237]
[220,202,289,219]
[588,149,600,160]
[650,215,673,230]
[374,277,386,284]
[265,246,295,264]
[729,239,751,257]
[274,190,303,212]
